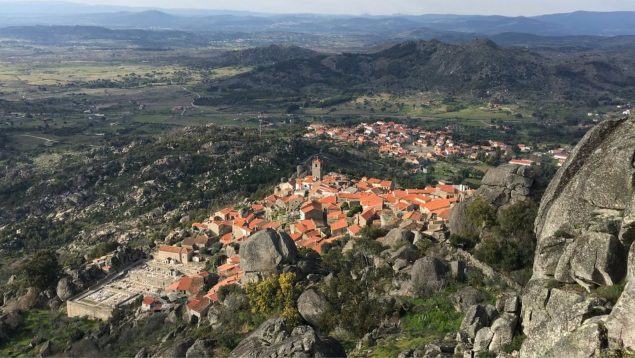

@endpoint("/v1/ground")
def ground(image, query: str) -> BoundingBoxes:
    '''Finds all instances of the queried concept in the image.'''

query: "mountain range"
[1,2,635,37]
[197,39,635,106]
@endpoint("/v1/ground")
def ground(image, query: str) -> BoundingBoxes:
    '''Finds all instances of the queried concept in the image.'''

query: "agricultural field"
[0,46,262,153]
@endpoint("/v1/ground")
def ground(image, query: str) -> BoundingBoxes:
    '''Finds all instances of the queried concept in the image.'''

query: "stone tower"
[312,158,322,181]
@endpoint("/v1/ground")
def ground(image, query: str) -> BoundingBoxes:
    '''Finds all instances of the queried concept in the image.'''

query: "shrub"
[449,233,478,250]
[87,241,119,260]
[498,200,537,236]
[474,237,535,272]
[466,197,496,228]
[502,334,526,353]
[595,282,626,305]
[466,269,487,288]
[217,284,243,302]
[415,238,433,255]
[245,272,302,326]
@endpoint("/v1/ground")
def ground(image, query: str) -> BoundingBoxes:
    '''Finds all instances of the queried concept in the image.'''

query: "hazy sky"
[7,0,635,16]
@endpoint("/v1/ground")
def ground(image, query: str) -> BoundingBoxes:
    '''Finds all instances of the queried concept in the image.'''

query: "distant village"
[304,121,571,168]
[68,157,475,323]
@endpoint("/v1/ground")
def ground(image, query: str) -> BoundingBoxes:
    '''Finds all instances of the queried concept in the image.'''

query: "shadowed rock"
[228,318,346,358]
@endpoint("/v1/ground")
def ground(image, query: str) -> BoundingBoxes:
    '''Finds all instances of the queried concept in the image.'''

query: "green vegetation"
[466,197,497,229]
[502,334,526,353]
[474,201,538,273]
[319,245,396,338]
[498,200,538,236]
[347,204,363,217]
[368,286,464,357]
[0,310,99,356]
[595,282,626,305]
[19,250,62,290]
[402,288,463,335]
[245,272,303,325]
[87,241,119,260]
[451,199,538,280]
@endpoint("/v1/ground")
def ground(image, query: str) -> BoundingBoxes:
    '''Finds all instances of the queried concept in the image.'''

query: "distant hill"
[535,11,635,36]
[199,39,635,105]
[203,44,320,67]
[1,6,635,37]
[0,25,210,48]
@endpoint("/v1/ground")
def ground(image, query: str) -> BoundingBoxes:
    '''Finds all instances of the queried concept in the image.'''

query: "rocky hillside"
[2,115,634,357]
[0,125,320,274]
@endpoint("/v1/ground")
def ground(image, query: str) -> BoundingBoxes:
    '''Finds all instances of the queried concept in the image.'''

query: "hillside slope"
[199,39,635,105]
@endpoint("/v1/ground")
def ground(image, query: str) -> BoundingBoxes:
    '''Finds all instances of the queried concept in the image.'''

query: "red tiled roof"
[159,245,188,254]
[168,275,204,294]
[435,208,452,221]
[261,221,282,230]
[348,224,362,235]
[194,235,209,245]
[207,273,243,297]
[437,184,457,194]
[191,223,208,230]
[359,208,376,220]
[220,233,233,245]
[330,218,348,232]
[319,195,337,205]
[327,211,346,220]
[300,202,321,213]
[422,199,452,212]
[298,219,318,230]
[187,295,211,313]
[143,295,155,305]
[360,195,384,208]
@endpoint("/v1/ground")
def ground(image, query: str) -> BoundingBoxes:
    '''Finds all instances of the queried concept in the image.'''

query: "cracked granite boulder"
[533,116,635,279]
[521,115,635,357]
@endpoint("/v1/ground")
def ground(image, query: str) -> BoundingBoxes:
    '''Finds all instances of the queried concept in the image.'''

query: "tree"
[21,250,62,290]
[347,204,363,217]
[498,200,538,236]
[539,155,559,180]
[466,197,497,228]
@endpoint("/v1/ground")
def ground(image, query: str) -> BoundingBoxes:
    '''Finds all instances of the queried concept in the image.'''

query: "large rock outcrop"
[297,289,331,327]
[408,257,450,296]
[378,228,415,248]
[521,115,635,357]
[228,318,346,358]
[449,163,537,235]
[239,229,298,283]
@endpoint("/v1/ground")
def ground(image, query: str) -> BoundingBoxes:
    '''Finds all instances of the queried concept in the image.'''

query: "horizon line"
[1,0,635,17]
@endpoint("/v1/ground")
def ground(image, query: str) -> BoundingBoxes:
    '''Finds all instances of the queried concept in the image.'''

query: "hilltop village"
[304,121,571,167]
[67,157,473,323]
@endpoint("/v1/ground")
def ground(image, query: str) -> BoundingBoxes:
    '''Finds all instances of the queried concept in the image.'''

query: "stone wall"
[67,300,114,320]
[453,247,522,292]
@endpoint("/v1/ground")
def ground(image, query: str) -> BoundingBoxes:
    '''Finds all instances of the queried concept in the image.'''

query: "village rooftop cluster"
[303,121,571,167]
[69,158,476,322]
[145,158,475,321]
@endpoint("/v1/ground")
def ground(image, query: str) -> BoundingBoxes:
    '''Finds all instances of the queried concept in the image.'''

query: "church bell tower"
[312,158,322,181]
